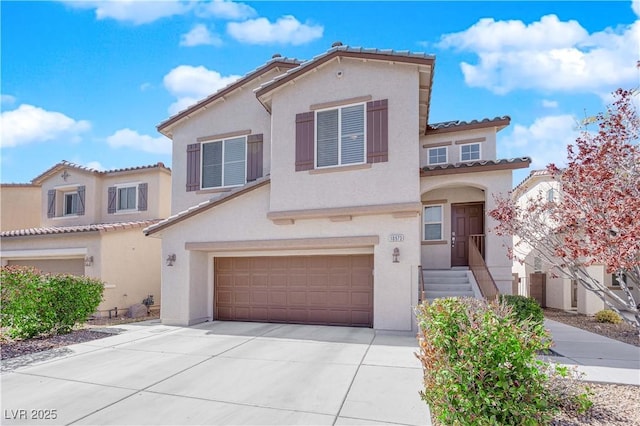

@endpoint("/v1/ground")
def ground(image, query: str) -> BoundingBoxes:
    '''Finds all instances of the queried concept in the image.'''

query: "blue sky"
[2,1,639,186]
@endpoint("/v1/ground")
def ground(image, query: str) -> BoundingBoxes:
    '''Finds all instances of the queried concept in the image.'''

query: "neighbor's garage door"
[7,258,85,276]
[215,255,373,327]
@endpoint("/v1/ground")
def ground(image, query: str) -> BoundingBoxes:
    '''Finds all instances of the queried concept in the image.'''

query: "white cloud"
[227,15,323,45]
[633,0,640,18]
[139,82,152,91]
[1,94,16,106]
[0,104,91,148]
[195,0,256,20]
[84,161,105,171]
[65,0,191,25]
[180,24,223,47]
[438,14,640,95]
[500,115,579,169]
[106,128,171,154]
[541,99,558,108]
[163,65,240,115]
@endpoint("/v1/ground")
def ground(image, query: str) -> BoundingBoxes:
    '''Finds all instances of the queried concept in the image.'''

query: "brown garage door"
[7,258,85,276]
[215,255,373,327]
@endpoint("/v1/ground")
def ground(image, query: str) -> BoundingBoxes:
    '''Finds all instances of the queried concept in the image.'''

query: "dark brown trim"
[145,178,271,236]
[158,61,299,135]
[455,137,486,145]
[421,159,531,177]
[422,141,452,148]
[426,117,511,135]
[256,51,435,98]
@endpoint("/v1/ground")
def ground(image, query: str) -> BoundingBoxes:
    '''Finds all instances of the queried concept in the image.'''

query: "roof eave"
[420,158,531,177]
[425,117,511,136]
[157,61,300,137]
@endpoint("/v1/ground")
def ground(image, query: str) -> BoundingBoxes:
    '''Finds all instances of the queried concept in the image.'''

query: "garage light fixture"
[84,255,93,266]
[166,253,176,266]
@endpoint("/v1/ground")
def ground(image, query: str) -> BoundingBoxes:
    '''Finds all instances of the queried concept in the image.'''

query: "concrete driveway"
[1,321,430,425]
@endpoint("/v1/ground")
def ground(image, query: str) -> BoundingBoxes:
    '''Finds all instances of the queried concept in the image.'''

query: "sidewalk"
[543,319,640,385]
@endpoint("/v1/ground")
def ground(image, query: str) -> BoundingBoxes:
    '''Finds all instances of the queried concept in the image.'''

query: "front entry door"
[451,203,484,267]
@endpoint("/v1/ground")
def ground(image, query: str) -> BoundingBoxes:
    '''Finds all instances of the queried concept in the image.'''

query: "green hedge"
[499,294,544,326]
[1,266,104,339]
[416,297,555,425]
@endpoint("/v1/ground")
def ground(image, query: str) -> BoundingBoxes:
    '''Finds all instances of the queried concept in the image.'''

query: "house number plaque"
[388,234,405,242]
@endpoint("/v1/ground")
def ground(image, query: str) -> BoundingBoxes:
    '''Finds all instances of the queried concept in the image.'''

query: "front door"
[451,203,484,267]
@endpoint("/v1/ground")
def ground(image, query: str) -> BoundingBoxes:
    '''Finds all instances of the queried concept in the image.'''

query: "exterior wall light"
[166,253,176,266]
[84,255,93,266]
[392,247,400,263]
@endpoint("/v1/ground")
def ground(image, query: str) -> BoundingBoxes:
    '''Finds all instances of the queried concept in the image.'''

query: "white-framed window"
[534,256,543,273]
[201,136,246,189]
[64,191,79,216]
[117,185,137,211]
[427,147,447,165]
[315,102,366,168]
[423,205,443,241]
[547,188,556,202]
[460,143,481,162]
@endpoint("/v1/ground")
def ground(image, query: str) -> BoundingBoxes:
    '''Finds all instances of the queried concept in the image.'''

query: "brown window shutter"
[138,183,148,211]
[246,134,263,181]
[107,186,116,214]
[186,143,201,191]
[295,112,314,171]
[47,189,56,218]
[367,99,388,163]
[77,185,86,216]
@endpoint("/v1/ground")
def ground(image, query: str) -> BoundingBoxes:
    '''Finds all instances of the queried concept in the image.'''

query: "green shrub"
[416,297,556,425]
[499,294,544,325]
[594,309,623,324]
[1,266,104,339]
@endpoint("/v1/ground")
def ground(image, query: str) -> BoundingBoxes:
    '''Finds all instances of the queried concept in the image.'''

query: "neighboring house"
[1,161,171,317]
[1,183,41,231]
[512,169,638,315]
[144,44,530,331]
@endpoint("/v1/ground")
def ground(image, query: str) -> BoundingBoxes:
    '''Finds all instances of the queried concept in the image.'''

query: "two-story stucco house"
[144,44,530,331]
[512,169,638,315]
[1,161,171,317]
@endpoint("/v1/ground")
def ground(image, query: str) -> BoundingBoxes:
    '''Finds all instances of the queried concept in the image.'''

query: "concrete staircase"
[422,269,476,301]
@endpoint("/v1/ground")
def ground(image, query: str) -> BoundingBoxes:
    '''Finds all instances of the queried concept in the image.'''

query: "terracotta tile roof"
[144,177,271,236]
[30,161,170,184]
[421,157,531,176]
[512,168,555,196]
[0,183,40,187]
[426,116,511,135]
[157,57,302,135]
[1,220,161,238]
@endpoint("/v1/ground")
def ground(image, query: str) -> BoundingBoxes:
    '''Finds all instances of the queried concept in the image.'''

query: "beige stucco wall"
[168,67,287,215]
[420,127,498,167]
[37,167,170,227]
[1,185,41,231]
[99,228,162,315]
[268,58,421,212]
[155,183,421,331]
[420,170,514,293]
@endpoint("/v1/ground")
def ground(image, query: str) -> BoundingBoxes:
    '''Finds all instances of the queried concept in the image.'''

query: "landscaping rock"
[128,303,148,318]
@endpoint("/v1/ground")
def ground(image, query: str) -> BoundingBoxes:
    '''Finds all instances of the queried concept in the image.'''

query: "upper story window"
[64,191,79,216]
[460,143,481,162]
[107,183,148,214]
[316,103,366,168]
[423,205,443,241]
[546,188,556,202]
[117,185,137,211]
[48,186,85,218]
[202,136,246,189]
[427,147,447,165]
